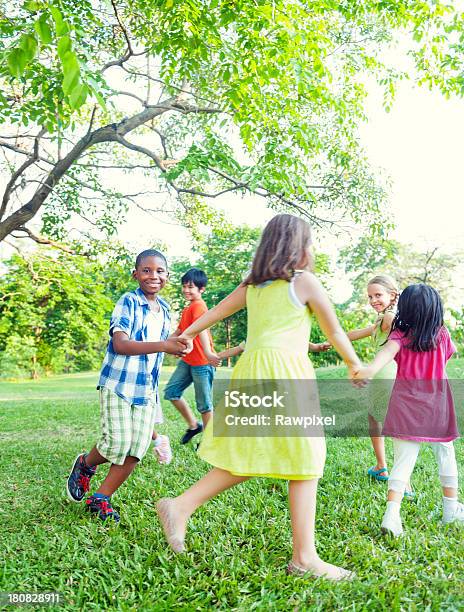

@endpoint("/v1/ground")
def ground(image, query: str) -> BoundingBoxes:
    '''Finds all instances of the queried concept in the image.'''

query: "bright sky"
[360,80,464,251]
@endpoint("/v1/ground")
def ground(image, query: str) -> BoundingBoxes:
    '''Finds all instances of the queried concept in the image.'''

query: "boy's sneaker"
[85,493,120,523]
[66,453,96,503]
[443,501,464,525]
[153,434,173,465]
[180,422,203,444]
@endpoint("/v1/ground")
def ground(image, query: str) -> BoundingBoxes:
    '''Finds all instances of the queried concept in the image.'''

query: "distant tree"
[339,236,461,305]
[0,250,111,376]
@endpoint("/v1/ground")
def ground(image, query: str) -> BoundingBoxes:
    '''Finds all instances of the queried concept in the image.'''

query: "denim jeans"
[164,360,215,414]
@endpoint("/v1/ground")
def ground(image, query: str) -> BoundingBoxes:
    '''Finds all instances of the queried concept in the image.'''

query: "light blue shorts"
[164,360,214,414]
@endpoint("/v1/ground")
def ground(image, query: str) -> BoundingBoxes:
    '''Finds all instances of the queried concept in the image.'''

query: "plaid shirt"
[98,288,171,406]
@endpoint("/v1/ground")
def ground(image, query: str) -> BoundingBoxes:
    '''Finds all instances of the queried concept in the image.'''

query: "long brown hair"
[244,214,313,285]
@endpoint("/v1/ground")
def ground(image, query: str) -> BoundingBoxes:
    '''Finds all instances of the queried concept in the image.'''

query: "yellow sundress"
[198,279,326,480]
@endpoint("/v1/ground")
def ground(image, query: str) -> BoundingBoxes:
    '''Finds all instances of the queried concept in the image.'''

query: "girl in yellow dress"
[157,214,362,581]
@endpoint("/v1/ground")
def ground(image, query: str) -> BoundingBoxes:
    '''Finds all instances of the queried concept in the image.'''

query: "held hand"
[349,364,371,387]
[163,337,192,357]
[176,334,194,354]
[205,350,221,367]
[316,341,331,352]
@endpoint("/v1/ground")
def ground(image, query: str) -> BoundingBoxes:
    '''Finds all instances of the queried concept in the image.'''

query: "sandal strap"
[369,467,388,475]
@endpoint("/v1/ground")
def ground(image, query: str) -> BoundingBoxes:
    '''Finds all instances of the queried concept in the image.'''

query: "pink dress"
[381,327,459,442]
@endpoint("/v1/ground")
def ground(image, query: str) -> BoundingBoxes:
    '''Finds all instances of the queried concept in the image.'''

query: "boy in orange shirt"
[164,269,220,444]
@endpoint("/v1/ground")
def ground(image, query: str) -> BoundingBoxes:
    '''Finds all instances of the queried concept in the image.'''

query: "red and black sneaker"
[85,494,120,523]
[66,453,96,503]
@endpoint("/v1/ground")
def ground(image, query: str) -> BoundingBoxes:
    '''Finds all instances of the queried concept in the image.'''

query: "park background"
[1,0,463,609]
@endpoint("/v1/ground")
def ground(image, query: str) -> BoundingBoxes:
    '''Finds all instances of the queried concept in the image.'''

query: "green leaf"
[87,76,107,110]
[23,1,40,12]
[50,7,69,36]
[19,33,38,61]
[69,83,88,110]
[34,14,53,44]
[7,48,28,78]
[61,51,80,95]
[91,87,107,110]
[57,35,72,59]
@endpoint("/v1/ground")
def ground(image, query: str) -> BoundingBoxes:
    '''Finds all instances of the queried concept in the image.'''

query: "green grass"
[1,364,463,610]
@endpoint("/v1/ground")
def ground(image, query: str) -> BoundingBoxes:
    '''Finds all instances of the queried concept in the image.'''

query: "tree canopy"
[1,0,462,248]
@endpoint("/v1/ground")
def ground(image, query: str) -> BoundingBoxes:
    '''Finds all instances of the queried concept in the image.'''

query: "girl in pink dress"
[355,284,462,536]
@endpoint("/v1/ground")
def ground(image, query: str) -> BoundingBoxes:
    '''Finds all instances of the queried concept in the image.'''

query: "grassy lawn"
[1,363,463,610]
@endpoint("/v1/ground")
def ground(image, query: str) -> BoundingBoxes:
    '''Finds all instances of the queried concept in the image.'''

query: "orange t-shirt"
[179,299,214,366]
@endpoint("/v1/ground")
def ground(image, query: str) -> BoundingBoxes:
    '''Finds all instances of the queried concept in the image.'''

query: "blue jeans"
[164,360,215,414]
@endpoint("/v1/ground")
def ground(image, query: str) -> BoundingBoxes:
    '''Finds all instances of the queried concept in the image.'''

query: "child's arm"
[294,272,361,376]
[217,344,245,360]
[308,341,331,352]
[346,325,376,342]
[353,340,399,379]
[345,311,393,341]
[198,330,221,367]
[178,285,247,343]
[112,331,189,357]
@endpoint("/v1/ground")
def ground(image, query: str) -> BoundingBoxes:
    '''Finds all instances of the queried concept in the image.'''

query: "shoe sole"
[66,453,85,503]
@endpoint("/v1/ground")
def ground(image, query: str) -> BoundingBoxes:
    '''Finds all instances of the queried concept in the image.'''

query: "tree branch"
[113,135,174,171]
[0,96,179,242]
[0,129,45,222]
[110,0,133,55]
[120,66,221,106]
[12,226,81,254]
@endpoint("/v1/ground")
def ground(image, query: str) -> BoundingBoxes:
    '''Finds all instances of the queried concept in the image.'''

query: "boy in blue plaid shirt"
[66,249,189,522]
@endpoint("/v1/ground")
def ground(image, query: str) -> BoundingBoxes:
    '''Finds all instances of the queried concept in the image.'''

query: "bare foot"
[156,498,187,553]
[288,558,355,581]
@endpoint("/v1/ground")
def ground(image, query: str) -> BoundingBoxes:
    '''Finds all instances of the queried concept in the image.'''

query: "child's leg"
[177,468,248,516]
[370,436,387,472]
[85,446,109,467]
[431,441,459,497]
[288,479,352,580]
[388,438,420,502]
[157,468,248,548]
[191,365,214,428]
[96,456,139,497]
[171,399,198,429]
[381,439,420,535]
[370,438,387,477]
[366,426,414,494]
[201,411,212,427]
[431,442,464,523]
[164,361,198,429]
[368,414,387,472]
[94,391,157,497]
